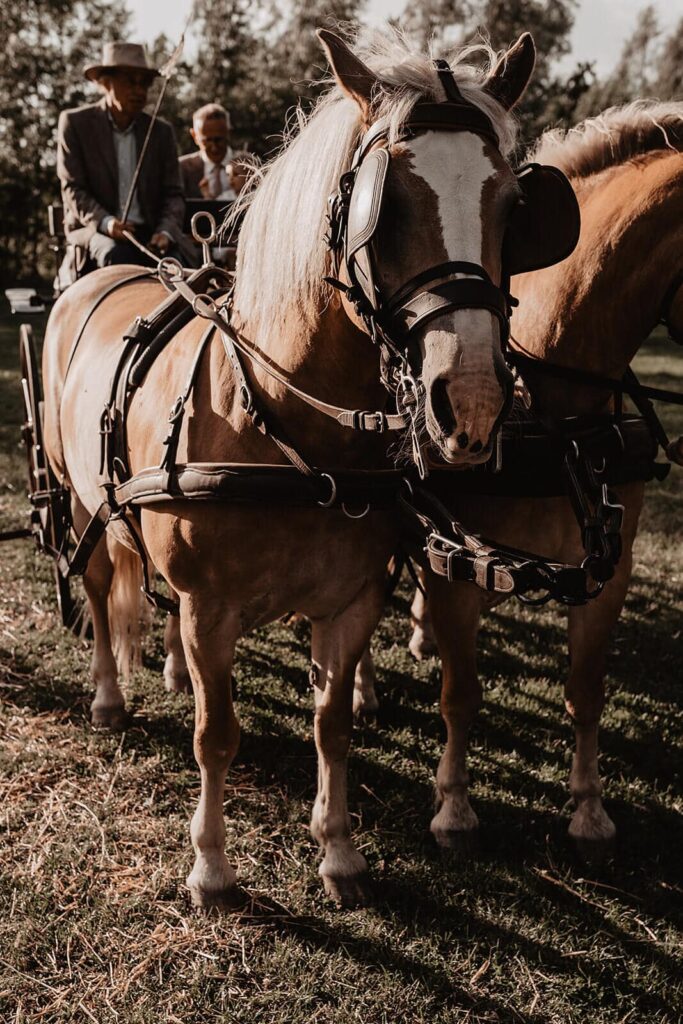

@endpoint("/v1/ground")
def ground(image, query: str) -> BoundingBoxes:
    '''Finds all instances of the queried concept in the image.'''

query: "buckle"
[168,395,185,423]
[99,405,113,435]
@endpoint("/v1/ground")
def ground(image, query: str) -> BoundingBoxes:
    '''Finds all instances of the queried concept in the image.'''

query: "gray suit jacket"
[179,152,205,198]
[57,99,185,246]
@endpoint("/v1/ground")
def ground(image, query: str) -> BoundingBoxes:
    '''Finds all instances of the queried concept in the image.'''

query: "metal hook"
[191,211,218,266]
[316,473,337,508]
[341,502,371,519]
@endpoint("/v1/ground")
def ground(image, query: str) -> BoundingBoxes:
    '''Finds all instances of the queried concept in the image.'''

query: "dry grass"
[0,312,681,1023]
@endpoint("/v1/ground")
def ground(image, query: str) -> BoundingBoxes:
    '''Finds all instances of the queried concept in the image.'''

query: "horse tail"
[106,537,146,682]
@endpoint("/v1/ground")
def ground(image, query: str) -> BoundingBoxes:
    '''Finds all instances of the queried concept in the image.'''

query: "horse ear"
[484,33,536,111]
[318,29,378,121]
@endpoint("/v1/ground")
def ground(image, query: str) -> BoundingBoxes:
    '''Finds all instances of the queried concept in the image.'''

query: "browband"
[354,100,501,164]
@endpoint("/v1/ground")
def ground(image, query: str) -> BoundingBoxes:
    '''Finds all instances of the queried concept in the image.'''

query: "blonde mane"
[530,100,683,180]
[230,28,518,341]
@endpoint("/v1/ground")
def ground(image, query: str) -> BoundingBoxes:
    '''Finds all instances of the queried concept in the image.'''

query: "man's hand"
[198,176,212,199]
[150,232,171,255]
[106,218,136,241]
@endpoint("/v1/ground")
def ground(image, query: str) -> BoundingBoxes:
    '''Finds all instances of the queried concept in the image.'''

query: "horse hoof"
[353,703,378,723]
[91,704,128,730]
[408,632,437,661]
[190,884,247,912]
[432,827,479,858]
[571,835,615,869]
[322,872,372,909]
[164,671,192,695]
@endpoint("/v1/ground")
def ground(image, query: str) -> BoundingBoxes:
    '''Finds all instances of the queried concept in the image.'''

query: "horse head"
[321,31,536,466]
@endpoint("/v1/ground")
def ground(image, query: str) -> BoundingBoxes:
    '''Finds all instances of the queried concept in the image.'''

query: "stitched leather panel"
[346,148,390,260]
[505,163,580,276]
[115,463,405,509]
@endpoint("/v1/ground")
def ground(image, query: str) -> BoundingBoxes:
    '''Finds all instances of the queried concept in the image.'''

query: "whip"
[121,10,193,227]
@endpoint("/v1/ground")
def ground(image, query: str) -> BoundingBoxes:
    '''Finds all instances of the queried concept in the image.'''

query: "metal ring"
[192,293,217,318]
[316,472,337,508]
[158,256,184,281]
[191,211,218,244]
[341,502,371,520]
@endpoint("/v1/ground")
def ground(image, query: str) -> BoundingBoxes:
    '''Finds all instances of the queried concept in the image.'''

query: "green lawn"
[0,310,681,1023]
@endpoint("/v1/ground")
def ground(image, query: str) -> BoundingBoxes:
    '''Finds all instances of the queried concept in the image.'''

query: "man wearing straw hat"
[56,42,185,280]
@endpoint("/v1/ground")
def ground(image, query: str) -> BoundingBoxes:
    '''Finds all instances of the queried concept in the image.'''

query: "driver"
[56,42,185,280]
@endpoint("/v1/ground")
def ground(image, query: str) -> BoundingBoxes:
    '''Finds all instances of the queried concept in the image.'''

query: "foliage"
[2,0,680,284]
[576,7,683,120]
[0,0,129,285]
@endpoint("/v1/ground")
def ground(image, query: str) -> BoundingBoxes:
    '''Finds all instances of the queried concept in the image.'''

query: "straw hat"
[84,42,159,82]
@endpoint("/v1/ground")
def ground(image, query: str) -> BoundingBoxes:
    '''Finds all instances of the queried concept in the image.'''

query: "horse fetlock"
[163,652,192,694]
[352,658,379,716]
[310,799,352,849]
[431,790,479,849]
[409,625,438,661]
[187,851,239,909]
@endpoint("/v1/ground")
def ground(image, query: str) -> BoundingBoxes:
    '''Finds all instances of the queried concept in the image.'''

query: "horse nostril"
[457,432,469,449]
[470,440,482,453]
[430,377,457,437]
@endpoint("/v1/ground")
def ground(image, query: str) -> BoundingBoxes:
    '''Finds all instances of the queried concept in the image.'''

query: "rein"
[507,346,683,466]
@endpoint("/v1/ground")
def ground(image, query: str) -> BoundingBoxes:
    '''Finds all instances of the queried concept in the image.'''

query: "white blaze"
[409,131,495,263]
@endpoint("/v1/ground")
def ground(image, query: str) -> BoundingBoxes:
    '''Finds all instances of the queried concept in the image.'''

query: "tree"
[396,0,580,145]
[654,16,683,100]
[574,5,661,119]
[0,0,129,284]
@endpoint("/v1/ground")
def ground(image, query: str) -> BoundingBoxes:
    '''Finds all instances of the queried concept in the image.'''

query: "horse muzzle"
[423,337,513,465]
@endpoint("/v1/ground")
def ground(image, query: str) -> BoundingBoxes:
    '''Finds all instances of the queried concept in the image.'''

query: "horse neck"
[511,154,683,417]
[236,301,390,467]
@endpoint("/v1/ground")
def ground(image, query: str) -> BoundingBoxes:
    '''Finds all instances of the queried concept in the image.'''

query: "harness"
[44,60,680,613]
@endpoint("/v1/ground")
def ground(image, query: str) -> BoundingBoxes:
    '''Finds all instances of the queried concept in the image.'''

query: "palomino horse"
[398,101,682,858]
[41,29,537,907]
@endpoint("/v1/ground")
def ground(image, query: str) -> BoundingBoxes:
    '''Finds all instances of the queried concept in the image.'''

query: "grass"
[0,309,681,1023]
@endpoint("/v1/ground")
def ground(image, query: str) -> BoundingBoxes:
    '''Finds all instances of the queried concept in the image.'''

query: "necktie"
[209,164,222,198]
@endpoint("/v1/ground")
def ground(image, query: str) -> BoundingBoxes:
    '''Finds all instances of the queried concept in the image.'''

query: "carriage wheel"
[19,324,81,633]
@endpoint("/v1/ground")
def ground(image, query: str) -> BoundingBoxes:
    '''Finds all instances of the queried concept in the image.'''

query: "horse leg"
[163,597,192,694]
[352,645,379,717]
[310,582,384,907]
[409,582,437,660]
[427,577,483,847]
[79,518,127,730]
[565,490,641,862]
[181,597,241,907]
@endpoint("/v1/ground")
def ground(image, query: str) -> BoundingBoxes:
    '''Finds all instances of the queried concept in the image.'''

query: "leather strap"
[114,463,405,509]
[164,272,409,432]
[390,277,510,336]
[433,58,465,104]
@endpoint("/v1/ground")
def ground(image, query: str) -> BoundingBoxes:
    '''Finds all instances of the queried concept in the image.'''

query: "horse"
[41,28,538,908]
[395,101,683,859]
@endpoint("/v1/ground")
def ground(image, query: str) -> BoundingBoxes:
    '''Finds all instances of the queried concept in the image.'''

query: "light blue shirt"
[99,116,143,233]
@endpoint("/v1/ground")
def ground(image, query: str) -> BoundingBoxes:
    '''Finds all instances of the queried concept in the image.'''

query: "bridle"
[325,60,517,472]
